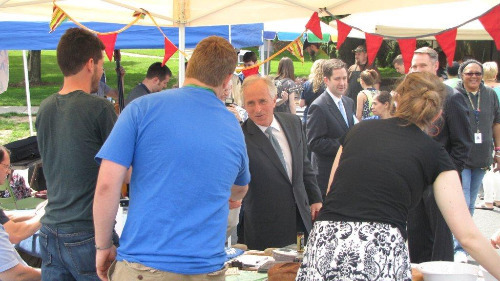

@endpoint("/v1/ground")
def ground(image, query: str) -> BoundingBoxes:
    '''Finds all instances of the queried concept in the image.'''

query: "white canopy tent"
[0,0,464,85]
[334,0,500,40]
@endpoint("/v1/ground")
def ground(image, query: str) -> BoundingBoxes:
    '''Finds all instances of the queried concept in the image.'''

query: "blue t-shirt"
[0,225,26,273]
[96,86,250,275]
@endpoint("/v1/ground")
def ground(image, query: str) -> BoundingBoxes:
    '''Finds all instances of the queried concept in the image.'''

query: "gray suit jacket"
[306,91,355,197]
[242,112,322,250]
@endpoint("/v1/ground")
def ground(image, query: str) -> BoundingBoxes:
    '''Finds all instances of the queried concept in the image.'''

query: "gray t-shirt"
[125,83,150,106]
[35,90,117,228]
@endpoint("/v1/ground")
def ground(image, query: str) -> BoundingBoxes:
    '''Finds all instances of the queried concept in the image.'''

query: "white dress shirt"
[256,117,293,181]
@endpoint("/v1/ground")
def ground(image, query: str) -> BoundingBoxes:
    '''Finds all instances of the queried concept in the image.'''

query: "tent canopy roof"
[336,0,499,40]
[0,0,464,27]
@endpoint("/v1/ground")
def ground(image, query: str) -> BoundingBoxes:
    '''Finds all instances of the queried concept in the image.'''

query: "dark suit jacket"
[242,112,322,250]
[306,91,355,197]
[433,85,472,172]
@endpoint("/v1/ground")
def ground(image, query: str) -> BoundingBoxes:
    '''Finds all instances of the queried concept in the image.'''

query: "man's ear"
[85,58,95,73]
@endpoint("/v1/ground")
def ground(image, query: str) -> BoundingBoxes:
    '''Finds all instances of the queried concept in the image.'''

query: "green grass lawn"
[0,48,400,106]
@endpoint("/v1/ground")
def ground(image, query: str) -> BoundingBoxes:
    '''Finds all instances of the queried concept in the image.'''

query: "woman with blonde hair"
[274,57,297,114]
[300,59,325,125]
[356,69,379,120]
[296,72,500,281]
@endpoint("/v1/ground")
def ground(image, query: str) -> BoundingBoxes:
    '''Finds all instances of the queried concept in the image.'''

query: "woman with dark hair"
[356,69,379,120]
[369,91,393,120]
[296,72,500,281]
[274,57,297,114]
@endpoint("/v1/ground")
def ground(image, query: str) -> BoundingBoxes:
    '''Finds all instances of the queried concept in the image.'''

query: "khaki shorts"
[108,260,228,281]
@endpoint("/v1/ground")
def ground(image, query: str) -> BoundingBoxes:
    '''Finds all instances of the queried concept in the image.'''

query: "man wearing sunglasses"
[407,47,473,264]
[453,59,500,262]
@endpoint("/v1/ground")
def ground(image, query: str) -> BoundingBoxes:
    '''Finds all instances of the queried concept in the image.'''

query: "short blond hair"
[483,61,498,81]
[186,36,237,87]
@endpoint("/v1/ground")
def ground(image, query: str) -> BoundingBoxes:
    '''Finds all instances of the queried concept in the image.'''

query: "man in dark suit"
[306,59,355,198]
[241,76,322,251]
[407,47,472,263]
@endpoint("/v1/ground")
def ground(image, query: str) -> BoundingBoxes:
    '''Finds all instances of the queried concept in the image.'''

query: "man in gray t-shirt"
[125,62,172,106]
[35,28,118,281]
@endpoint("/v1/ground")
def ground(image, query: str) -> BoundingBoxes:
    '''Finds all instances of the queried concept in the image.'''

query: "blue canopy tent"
[0,21,263,134]
[0,21,263,50]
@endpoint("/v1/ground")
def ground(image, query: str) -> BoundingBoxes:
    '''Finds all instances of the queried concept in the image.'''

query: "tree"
[28,50,42,85]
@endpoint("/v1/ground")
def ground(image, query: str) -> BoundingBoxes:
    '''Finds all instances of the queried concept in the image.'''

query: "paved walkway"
[0,106,39,115]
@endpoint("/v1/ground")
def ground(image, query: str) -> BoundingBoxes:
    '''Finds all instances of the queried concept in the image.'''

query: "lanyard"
[467,90,481,133]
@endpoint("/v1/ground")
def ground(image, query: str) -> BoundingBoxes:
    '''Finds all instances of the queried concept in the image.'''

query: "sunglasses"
[463,72,482,77]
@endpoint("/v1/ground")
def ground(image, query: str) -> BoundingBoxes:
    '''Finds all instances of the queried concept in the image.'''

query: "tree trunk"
[28,50,42,85]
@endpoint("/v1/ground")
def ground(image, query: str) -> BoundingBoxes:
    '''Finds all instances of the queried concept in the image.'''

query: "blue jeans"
[39,224,119,281]
[454,168,486,254]
[461,168,486,215]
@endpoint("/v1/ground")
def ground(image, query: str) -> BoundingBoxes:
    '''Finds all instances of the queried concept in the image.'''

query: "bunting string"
[142,10,189,58]
[53,3,143,35]
[238,32,305,73]
[327,3,500,40]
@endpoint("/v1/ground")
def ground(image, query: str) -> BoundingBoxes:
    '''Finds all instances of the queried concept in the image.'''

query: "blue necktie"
[338,99,349,127]
[265,127,287,172]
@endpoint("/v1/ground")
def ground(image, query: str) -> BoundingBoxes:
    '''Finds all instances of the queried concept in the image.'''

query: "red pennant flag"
[397,38,416,74]
[479,4,500,50]
[336,20,352,50]
[242,66,259,78]
[435,29,457,66]
[365,33,384,67]
[97,33,117,62]
[162,38,178,66]
[305,12,323,40]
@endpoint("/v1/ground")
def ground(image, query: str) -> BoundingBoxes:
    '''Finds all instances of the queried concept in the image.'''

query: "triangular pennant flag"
[479,4,500,50]
[336,20,352,50]
[305,12,323,40]
[49,5,67,33]
[435,29,457,66]
[287,38,304,63]
[162,38,178,66]
[97,33,118,62]
[365,33,384,67]
[397,38,416,74]
[242,66,259,78]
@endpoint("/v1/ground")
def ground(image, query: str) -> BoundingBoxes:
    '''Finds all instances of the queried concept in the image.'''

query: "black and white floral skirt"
[296,221,411,281]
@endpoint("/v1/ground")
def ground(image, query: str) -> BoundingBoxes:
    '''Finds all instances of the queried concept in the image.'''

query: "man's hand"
[491,229,500,249]
[310,203,322,221]
[227,105,242,122]
[96,246,117,281]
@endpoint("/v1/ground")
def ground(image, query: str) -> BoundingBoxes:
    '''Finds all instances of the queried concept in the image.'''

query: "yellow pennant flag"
[50,5,68,33]
[287,38,304,63]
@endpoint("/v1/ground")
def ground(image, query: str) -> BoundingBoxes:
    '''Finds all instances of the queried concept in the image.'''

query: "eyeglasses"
[0,163,11,170]
[463,72,482,77]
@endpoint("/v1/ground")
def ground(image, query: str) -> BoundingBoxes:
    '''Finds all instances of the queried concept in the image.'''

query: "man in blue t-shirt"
[94,36,250,281]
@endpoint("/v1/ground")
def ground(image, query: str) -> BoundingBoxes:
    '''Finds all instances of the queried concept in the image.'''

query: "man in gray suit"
[307,59,355,198]
[241,76,322,251]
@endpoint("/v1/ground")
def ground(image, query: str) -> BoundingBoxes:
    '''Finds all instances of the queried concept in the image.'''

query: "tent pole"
[22,50,34,136]
[179,23,185,87]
